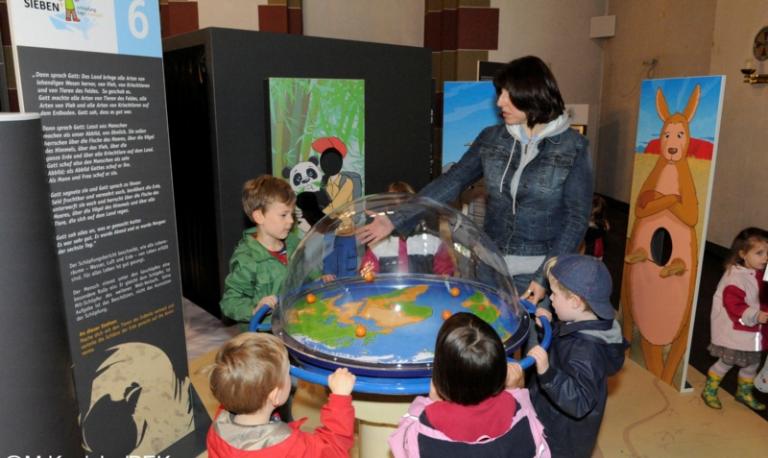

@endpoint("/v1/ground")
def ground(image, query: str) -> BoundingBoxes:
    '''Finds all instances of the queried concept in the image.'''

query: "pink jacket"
[388,388,549,458]
[710,265,766,352]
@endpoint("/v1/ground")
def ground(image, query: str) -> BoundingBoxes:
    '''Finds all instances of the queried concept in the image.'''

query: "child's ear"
[267,385,283,407]
[252,209,264,224]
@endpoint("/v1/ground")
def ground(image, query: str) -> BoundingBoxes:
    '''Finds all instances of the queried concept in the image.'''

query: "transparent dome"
[273,193,528,376]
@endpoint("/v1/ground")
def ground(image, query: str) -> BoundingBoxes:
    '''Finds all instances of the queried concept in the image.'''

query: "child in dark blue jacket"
[519,255,625,458]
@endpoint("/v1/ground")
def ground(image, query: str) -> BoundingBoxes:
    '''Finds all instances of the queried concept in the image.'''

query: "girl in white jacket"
[702,227,768,410]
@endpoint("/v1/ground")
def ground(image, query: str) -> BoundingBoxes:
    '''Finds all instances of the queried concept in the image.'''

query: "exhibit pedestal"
[353,395,415,458]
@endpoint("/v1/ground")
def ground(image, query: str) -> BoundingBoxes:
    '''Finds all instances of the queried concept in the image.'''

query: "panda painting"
[282,156,325,233]
[283,156,323,194]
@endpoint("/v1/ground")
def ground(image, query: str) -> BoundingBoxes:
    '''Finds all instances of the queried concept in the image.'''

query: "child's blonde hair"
[209,332,289,414]
[544,256,596,315]
[725,227,768,269]
[242,175,296,223]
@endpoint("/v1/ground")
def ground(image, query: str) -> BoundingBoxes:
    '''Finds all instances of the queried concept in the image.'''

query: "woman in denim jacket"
[358,56,593,307]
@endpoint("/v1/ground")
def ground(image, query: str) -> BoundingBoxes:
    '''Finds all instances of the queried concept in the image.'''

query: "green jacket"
[220,227,300,324]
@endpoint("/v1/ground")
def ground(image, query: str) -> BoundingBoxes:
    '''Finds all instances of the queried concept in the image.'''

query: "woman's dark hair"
[432,312,507,405]
[725,227,768,269]
[493,55,565,128]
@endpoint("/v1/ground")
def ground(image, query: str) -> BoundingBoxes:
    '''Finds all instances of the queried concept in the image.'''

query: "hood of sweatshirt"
[500,113,572,214]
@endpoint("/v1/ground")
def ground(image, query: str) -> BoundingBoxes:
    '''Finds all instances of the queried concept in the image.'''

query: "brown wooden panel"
[8,87,18,112]
[456,50,488,80]
[458,0,490,7]
[4,45,14,88]
[441,8,457,50]
[0,2,10,47]
[441,50,457,82]
[259,5,288,33]
[169,2,199,36]
[424,11,442,51]
[431,52,442,83]
[288,7,302,35]
[457,7,498,50]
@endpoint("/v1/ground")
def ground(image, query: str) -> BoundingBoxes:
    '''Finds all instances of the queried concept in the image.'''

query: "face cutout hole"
[650,227,673,266]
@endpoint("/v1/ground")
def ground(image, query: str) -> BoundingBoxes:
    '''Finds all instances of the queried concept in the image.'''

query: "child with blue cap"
[511,254,626,458]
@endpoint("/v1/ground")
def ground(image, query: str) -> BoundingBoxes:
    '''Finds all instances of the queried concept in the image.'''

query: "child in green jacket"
[220,176,299,326]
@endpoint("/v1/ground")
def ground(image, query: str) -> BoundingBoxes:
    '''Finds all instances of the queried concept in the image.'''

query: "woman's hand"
[356,211,394,245]
[524,281,547,304]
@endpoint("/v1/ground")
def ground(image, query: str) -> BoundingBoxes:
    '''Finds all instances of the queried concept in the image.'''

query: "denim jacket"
[415,124,593,285]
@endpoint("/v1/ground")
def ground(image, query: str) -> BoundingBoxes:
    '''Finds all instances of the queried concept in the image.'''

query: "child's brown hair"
[242,175,296,223]
[387,181,415,194]
[209,332,289,414]
[725,227,768,269]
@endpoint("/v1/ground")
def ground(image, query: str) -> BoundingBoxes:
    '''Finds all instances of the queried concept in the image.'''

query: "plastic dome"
[272,193,528,376]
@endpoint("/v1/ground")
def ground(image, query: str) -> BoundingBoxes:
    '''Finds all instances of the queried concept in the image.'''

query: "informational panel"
[620,76,725,391]
[7,1,205,455]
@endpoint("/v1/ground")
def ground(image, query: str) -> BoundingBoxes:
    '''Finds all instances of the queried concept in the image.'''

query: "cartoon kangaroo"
[622,85,701,384]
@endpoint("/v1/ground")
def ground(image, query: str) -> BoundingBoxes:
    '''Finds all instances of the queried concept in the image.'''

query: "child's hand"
[321,274,336,283]
[255,295,278,312]
[328,368,356,396]
[758,311,768,324]
[506,362,524,388]
[527,345,549,375]
[535,307,553,327]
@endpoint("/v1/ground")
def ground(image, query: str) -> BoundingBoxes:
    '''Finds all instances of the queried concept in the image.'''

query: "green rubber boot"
[735,377,766,411]
[700,371,722,409]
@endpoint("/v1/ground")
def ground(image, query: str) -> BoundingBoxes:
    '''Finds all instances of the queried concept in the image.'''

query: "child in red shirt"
[207,333,356,457]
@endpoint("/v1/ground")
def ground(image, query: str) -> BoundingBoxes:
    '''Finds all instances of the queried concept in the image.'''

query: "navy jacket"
[529,319,625,458]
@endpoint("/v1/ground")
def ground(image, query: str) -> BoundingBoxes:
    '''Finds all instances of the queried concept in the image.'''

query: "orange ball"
[306,293,317,304]
[355,324,367,337]
[449,287,460,297]
[442,309,452,320]
[363,271,375,283]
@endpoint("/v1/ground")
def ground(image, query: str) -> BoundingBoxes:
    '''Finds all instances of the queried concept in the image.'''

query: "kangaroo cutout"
[622,85,701,384]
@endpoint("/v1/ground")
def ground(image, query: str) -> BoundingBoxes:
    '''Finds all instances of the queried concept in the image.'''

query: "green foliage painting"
[269,78,365,189]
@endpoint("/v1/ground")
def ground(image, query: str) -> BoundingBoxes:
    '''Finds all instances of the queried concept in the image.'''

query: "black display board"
[163,28,434,316]
[7,1,206,455]
[0,113,82,456]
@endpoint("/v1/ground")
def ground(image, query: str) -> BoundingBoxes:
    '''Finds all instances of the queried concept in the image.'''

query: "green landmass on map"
[285,285,434,349]
[462,291,511,341]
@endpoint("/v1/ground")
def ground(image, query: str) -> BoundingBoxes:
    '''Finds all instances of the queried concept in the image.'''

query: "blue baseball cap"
[550,254,614,319]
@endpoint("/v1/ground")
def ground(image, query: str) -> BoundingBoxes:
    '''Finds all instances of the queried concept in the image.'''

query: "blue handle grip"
[249,305,273,332]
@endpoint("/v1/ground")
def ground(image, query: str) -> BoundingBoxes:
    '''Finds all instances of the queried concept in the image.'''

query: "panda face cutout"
[285,158,323,194]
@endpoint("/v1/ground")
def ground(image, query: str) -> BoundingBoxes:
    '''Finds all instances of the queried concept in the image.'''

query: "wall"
[197,0,267,31]
[706,0,768,246]
[490,0,608,168]
[596,0,717,203]
[303,0,424,46]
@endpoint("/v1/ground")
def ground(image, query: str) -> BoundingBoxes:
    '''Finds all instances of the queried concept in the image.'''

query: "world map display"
[275,277,521,372]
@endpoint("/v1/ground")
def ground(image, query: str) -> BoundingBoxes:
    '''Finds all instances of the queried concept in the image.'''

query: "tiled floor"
[184,298,768,457]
